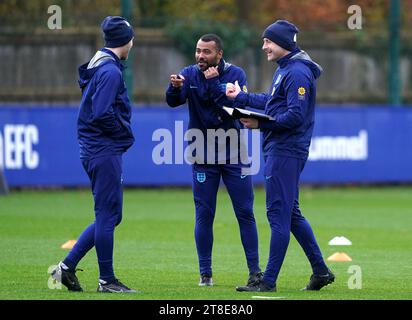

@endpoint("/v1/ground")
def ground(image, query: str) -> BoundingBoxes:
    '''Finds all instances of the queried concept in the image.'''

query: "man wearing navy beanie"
[227,20,335,292]
[102,16,134,50]
[51,16,136,293]
[262,20,299,52]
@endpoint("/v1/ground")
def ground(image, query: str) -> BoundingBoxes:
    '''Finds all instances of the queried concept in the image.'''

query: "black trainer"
[97,278,137,293]
[199,274,213,286]
[51,262,83,292]
[247,271,264,286]
[302,269,335,291]
[236,279,276,292]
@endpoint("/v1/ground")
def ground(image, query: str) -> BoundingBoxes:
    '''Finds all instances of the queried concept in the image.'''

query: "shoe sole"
[199,283,213,287]
[97,286,136,293]
[236,287,276,292]
[97,289,137,293]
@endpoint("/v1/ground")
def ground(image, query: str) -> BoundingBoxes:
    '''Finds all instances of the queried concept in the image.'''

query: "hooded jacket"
[77,48,134,160]
[234,48,322,160]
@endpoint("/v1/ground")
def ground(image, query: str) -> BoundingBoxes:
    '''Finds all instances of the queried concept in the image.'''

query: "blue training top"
[77,48,135,160]
[234,48,322,160]
[165,58,248,164]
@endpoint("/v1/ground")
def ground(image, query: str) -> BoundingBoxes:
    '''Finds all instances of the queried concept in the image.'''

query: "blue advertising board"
[0,105,411,187]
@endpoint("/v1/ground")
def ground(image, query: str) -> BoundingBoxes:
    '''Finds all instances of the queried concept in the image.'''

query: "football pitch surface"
[0,186,411,300]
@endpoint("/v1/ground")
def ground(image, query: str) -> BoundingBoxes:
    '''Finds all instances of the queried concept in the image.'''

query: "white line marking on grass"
[252,296,286,299]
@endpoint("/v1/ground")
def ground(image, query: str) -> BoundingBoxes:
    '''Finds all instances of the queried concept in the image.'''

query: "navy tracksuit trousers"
[192,163,260,277]
[263,155,328,287]
[63,155,123,282]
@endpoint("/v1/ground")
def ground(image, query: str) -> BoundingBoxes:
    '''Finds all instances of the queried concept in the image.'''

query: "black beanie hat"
[262,20,299,51]
[101,16,134,48]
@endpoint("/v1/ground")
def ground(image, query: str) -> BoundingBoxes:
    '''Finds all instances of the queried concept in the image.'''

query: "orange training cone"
[327,252,352,262]
[61,240,77,249]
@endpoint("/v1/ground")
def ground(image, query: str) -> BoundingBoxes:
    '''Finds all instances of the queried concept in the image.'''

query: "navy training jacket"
[77,48,135,160]
[234,48,322,160]
[165,58,248,163]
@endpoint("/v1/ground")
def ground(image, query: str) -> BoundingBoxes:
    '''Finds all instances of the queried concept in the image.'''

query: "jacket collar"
[277,47,301,68]
[101,47,125,70]
[217,58,226,73]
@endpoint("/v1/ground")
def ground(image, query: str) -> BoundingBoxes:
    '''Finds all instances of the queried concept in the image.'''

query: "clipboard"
[222,106,274,121]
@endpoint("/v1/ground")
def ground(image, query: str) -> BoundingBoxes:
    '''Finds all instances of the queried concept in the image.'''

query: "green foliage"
[0,0,120,31]
[165,19,257,60]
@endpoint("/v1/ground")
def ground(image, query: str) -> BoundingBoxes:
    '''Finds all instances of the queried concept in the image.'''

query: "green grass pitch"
[0,186,411,300]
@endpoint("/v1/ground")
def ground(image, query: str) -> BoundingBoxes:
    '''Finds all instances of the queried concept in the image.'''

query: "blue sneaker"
[97,278,136,293]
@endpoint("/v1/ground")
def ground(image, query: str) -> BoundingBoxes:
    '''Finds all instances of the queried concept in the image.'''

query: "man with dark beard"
[166,34,262,289]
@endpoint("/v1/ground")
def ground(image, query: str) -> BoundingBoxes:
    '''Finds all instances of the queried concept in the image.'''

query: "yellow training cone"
[327,252,352,262]
[61,240,77,249]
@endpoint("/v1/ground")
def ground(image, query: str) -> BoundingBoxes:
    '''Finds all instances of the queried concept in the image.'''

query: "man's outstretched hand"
[170,74,185,88]
[226,80,241,99]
